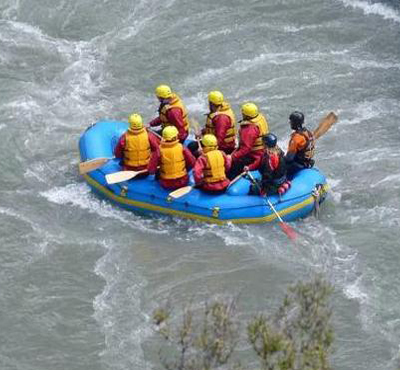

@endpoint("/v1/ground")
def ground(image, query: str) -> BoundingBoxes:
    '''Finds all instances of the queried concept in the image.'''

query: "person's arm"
[167,108,187,142]
[147,132,161,174]
[183,147,196,170]
[193,156,206,184]
[148,149,161,174]
[149,117,162,127]
[248,155,262,171]
[213,115,231,148]
[223,152,232,173]
[286,134,306,162]
[232,125,259,161]
[114,134,126,158]
[148,131,161,148]
[287,134,305,154]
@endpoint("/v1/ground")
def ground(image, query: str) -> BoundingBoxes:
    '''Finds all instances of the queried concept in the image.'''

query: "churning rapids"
[1,0,400,369]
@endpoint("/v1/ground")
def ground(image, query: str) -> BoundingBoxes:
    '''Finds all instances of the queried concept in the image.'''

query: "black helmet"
[263,133,277,148]
[289,111,304,129]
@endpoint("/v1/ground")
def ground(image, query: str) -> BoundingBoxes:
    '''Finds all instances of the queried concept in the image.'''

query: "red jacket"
[201,114,235,154]
[194,152,232,192]
[231,124,263,170]
[153,146,196,189]
[149,107,188,142]
[114,129,160,173]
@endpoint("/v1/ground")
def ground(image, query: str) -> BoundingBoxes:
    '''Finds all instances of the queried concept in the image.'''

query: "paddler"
[200,91,236,154]
[193,134,231,193]
[114,113,160,176]
[155,126,196,190]
[251,133,291,196]
[148,84,190,143]
[285,111,315,176]
[228,102,269,179]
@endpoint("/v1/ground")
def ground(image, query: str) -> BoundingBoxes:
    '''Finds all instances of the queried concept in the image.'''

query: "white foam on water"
[327,178,342,189]
[340,0,400,23]
[0,205,58,255]
[283,24,322,33]
[184,93,208,115]
[40,183,170,234]
[371,173,400,188]
[344,276,369,303]
[1,0,21,20]
[0,19,77,59]
[93,240,150,370]
[197,27,233,41]
[0,124,5,130]
[184,51,333,87]
[339,55,400,70]
[336,99,400,128]
[40,183,134,223]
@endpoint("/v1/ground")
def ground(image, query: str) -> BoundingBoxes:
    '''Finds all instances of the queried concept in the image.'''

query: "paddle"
[169,185,194,199]
[148,128,162,139]
[105,169,148,184]
[247,172,298,241]
[168,171,247,200]
[190,118,201,137]
[313,112,338,140]
[79,157,112,175]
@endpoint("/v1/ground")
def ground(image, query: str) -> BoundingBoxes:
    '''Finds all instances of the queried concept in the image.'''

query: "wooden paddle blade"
[79,158,110,174]
[105,170,147,184]
[313,112,338,140]
[279,222,298,241]
[169,186,194,199]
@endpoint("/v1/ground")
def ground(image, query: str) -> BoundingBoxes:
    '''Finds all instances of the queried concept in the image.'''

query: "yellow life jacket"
[159,93,190,133]
[159,140,187,180]
[242,113,269,151]
[205,102,236,144]
[203,150,227,183]
[124,128,151,167]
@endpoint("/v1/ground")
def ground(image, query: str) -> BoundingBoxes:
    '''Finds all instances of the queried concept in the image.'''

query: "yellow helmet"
[208,91,224,105]
[201,134,218,148]
[128,113,143,129]
[241,103,258,118]
[155,84,172,99]
[162,125,179,141]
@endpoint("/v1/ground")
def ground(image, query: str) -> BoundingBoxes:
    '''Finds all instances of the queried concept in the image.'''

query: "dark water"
[1,0,400,369]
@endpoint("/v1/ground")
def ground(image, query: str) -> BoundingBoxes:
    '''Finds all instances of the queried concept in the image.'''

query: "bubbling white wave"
[40,182,171,234]
[340,0,400,23]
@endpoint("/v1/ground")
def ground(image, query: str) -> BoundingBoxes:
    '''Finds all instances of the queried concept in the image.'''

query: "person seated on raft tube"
[148,84,190,143]
[285,111,316,176]
[200,91,236,154]
[228,102,269,179]
[114,113,160,176]
[250,133,291,196]
[154,126,196,190]
[193,134,232,193]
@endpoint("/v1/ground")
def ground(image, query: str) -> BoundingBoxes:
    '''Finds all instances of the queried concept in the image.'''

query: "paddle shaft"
[247,172,287,223]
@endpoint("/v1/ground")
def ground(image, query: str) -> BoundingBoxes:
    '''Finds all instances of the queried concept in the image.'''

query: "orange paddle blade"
[279,222,298,241]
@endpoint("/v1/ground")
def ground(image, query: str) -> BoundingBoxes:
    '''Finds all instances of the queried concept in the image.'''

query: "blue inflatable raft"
[78,121,328,224]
